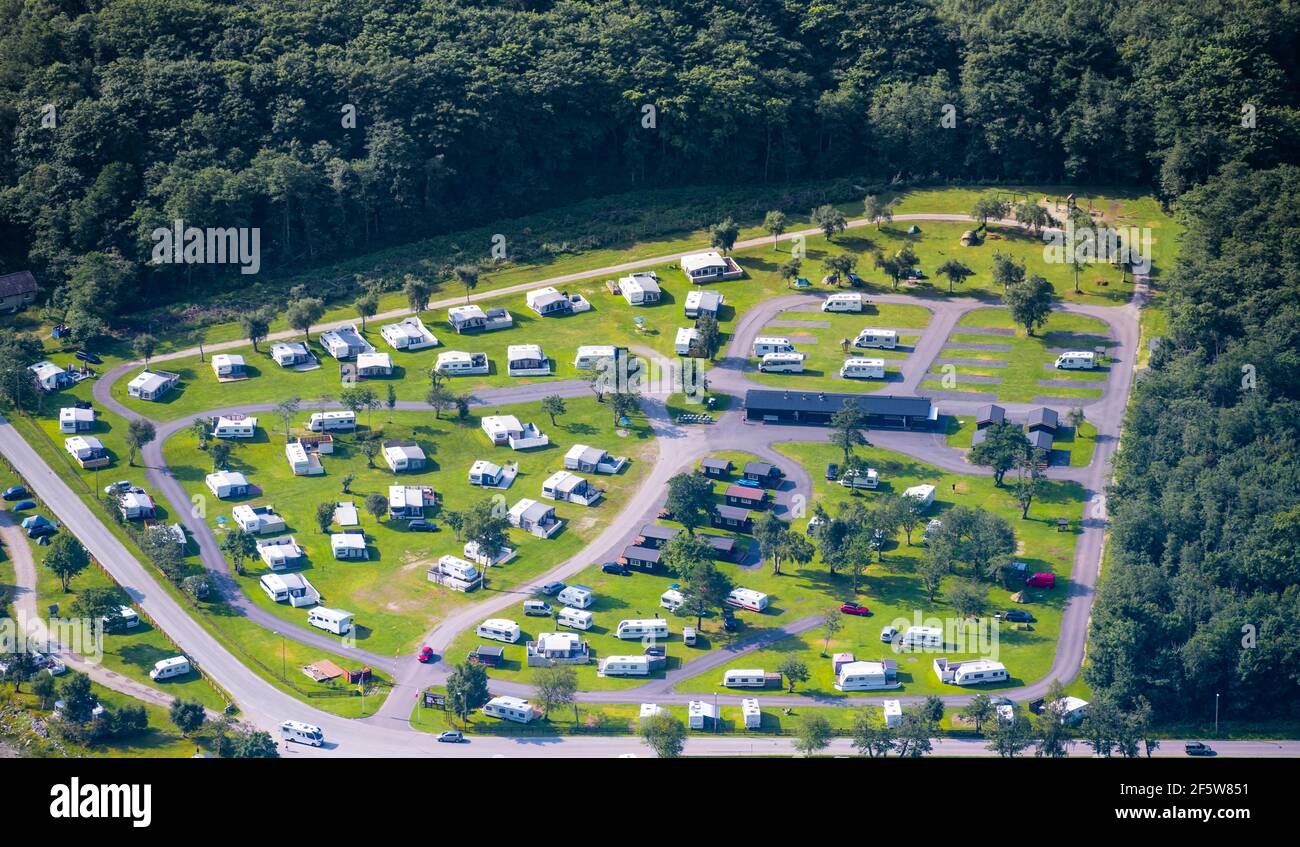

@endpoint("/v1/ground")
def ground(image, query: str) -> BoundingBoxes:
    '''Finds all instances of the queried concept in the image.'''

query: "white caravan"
[840,357,886,380]
[854,328,898,349]
[758,352,806,373]
[822,292,864,312]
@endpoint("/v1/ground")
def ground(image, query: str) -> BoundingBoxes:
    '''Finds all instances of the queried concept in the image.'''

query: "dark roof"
[970,428,988,447]
[976,404,1005,425]
[474,645,505,658]
[714,505,752,521]
[623,545,661,563]
[725,485,765,501]
[1026,407,1060,431]
[701,535,736,552]
[743,461,776,476]
[0,270,37,298]
[1028,429,1054,451]
[700,457,731,470]
[639,524,680,541]
[745,389,933,418]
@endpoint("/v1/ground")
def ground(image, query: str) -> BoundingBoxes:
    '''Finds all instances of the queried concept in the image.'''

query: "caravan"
[854,328,898,349]
[557,584,594,609]
[148,656,191,681]
[615,619,669,640]
[307,607,354,636]
[573,345,620,370]
[307,411,356,432]
[660,589,685,612]
[840,357,886,380]
[822,292,864,312]
[476,618,521,644]
[758,352,806,373]
[752,336,796,357]
[556,607,593,631]
[726,588,770,612]
[899,625,944,650]
[1055,351,1097,370]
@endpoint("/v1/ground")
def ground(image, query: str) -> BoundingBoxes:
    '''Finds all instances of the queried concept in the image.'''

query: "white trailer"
[758,352,805,373]
[854,328,897,349]
[556,608,593,630]
[660,589,685,612]
[726,587,770,612]
[476,618,521,644]
[307,411,356,432]
[903,483,936,510]
[752,336,795,357]
[840,357,886,380]
[307,607,354,636]
[615,619,669,640]
[822,292,864,312]
[899,625,944,650]
[557,585,594,609]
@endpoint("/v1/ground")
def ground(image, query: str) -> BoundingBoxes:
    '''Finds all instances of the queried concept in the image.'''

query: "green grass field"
[945,415,1098,468]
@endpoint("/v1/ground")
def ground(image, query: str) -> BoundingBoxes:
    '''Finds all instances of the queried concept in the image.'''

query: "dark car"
[1185,741,1214,756]
[601,562,630,576]
[825,462,839,481]
[540,580,565,595]
[2,485,28,501]
[997,609,1037,623]
[27,524,57,539]
[73,400,93,410]
[847,272,865,286]
[75,350,102,365]
[903,268,927,280]
[408,519,438,532]
[12,500,36,512]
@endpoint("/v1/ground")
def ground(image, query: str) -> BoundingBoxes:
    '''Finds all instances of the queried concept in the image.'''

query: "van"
[102,605,140,631]
[556,607,593,631]
[840,357,886,380]
[1025,572,1056,589]
[149,656,191,681]
[854,328,897,349]
[615,619,669,640]
[307,411,356,432]
[683,626,698,646]
[476,618,521,644]
[523,600,553,617]
[822,293,864,313]
[307,607,354,636]
[279,720,324,747]
[1054,351,1096,370]
[758,352,805,373]
[839,467,879,489]
[557,585,594,609]
[752,336,796,357]
[660,589,685,612]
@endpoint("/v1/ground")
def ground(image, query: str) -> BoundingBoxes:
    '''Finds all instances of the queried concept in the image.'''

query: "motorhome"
[722,669,781,689]
[476,618,522,644]
[307,607,354,636]
[557,584,594,609]
[854,328,898,349]
[433,554,480,585]
[840,357,886,380]
[103,606,140,631]
[482,696,540,723]
[933,657,1009,686]
[758,352,805,373]
[1054,351,1097,370]
[212,414,257,438]
[556,607,593,630]
[822,292,865,312]
[380,316,438,351]
[726,588,770,612]
[660,589,685,612]
[839,467,879,489]
[573,345,620,370]
[148,656,191,681]
[506,344,551,377]
[599,655,651,677]
[899,626,944,650]
[279,720,324,746]
[615,618,669,640]
[434,350,490,376]
[903,484,937,510]
[752,336,796,357]
[307,411,356,432]
[618,273,661,305]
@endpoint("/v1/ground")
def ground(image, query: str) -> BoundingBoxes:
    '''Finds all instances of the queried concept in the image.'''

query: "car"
[103,480,131,495]
[12,500,36,511]
[27,524,56,539]
[839,603,870,617]
[417,647,435,663]
[2,485,28,500]
[1025,572,1056,589]
[1184,741,1214,756]
[847,272,865,286]
[825,462,839,481]
[644,644,666,659]
[997,609,1037,623]
[73,400,93,410]
[540,580,565,595]
[408,519,438,532]
[75,350,102,365]
[903,268,927,280]
[601,562,630,576]
[880,626,898,643]
[437,730,465,743]
[735,478,761,488]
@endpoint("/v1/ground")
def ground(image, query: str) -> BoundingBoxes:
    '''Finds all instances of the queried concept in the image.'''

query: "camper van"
[683,626,698,646]
[476,618,522,644]
[899,626,944,650]
[557,585,594,609]
[279,720,324,747]
[148,656,191,681]
[752,336,796,357]
[840,467,879,489]
[103,605,140,631]
[726,588,770,612]
[660,589,685,612]
[307,411,356,432]
[758,352,806,373]
[854,328,898,349]
[1054,351,1097,370]
[556,607,594,631]
[840,357,886,380]
[903,484,937,510]
[822,293,864,313]
[307,607,354,636]
[615,619,669,640]
[523,600,553,617]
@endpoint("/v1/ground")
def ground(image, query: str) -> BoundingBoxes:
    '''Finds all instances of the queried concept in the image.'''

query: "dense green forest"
[1,0,1298,327]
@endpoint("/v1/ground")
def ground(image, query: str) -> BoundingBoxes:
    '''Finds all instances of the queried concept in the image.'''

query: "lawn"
[921,307,1114,404]
[945,415,1097,468]
[160,397,657,656]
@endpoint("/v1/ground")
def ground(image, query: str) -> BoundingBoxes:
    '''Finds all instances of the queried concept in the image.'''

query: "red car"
[417,647,435,663]
[1025,573,1056,589]
[839,603,871,617]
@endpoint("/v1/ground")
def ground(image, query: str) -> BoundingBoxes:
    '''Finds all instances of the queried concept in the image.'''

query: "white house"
[58,406,95,434]
[212,414,257,438]
[675,326,699,355]
[618,273,661,305]
[355,351,393,377]
[382,440,426,472]
[506,344,550,377]
[388,484,434,519]
[835,660,901,691]
[28,361,70,392]
[468,459,507,487]
[434,350,489,376]
[285,441,323,476]
[448,304,513,334]
[508,498,563,538]
[564,443,627,474]
[256,536,305,570]
[205,470,250,499]
[481,415,549,450]
[541,470,601,506]
[482,696,539,724]
[271,341,313,367]
[64,435,109,469]
[211,353,247,379]
[232,504,286,534]
[259,572,320,608]
[126,369,179,401]
[380,316,438,351]
[687,699,719,730]
[741,698,762,730]
[526,286,591,317]
[598,655,650,677]
[318,324,373,359]
[933,657,1009,686]
[330,532,368,560]
[681,251,742,283]
[683,289,723,319]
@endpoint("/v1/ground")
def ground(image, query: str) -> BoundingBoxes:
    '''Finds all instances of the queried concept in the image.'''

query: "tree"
[935,259,974,294]
[985,713,1033,757]
[641,712,686,758]
[273,396,300,442]
[1013,452,1046,519]
[46,534,89,592]
[763,210,786,247]
[971,195,1010,226]
[968,420,1029,486]
[385,384,397,421]
[1005,275,1054,336]
[541,395,566,427]
[780,257,802,287]
[426,383,455,418]
[609,391,638,427]
[753,513,813,576]
[285,297,325,340]
[918,541,952,602]
[811,204,847,241]
[169,699,207,736]
[990,252,1025,292]
[453,265,479,303]
[819,611,843,657]
[70,586,128,633]
[240,310,271,353]
[208,439,232,471]
[445,661,490,726]
[893,712,935,758]
[403,274,432,313]
[314,502,335,534]
[1034,682,1073,758]
[829,398,868,465]
[852,712,895,757]
[940,506,1016,580]
[693,313,720,359]
[664,472,714,534]
[862,194,893,230]
[132,333,157,365]
[962,693,996,733]
[125,418,156,467]
[224,727,279,758]
[793,713,833,756]
[678,558,732,630]
[359,438,379,468]
[364,492,388,523]
[355,292,378,331]
[777,657,809,693]
[2,650,37,691]
[892,493,925,545]
[1066,406,1086,434]
[822,253,856,285]
[535,666,579,723]
[56,672,97,722]
[461,498,510,572]
[710,216,739,254]
[661,530,714,577]
[1013,200,1050,234]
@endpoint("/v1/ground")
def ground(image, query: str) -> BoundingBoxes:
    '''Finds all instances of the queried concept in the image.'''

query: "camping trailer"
[307,607,354,636]
[599,655,651,677]
[660,589,685,612]
[752,336,796,357]
[556,607,593,630]
[434,350,490,376]
[307,411,356,432]
[615,619,669,640]
[476,618,521,644]
[573,345,620,370]
[1054,351,1097,370]
[899,626,944,650]
[903,484,936,510]
[839,467,879,489]
[618,273,662,305]
[854,328,898,349]
[726,588,770,612]
[482,696,540,723]
[840,357,886,380]
[722,669,780,689]
[212,414,257,438]
[933,657,1010,686]
[758,352,806,373]
[149,656,191,681]
[557,585,594,609]
[822,293,864,312]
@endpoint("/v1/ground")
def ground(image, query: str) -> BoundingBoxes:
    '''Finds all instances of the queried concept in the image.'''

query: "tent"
[906,224,921,234]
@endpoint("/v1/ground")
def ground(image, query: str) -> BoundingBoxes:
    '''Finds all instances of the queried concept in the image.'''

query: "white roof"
[207,470,248,487]
[575,345,617,358]
[904,484,936,499]
[482,414,523,434]
[839,660,886,677]
[436,350,478,365]
[381,316,434,342]
[906,625,942,636]
[469,459,502,477]
[883,699,903,716]
[741,698,761,716]
[619,275,660,295]
[754,335,791,345]
[356,351,392,370]
[128,370,173,392]
[212,353,244,366]
[543,470,585,492]
[272,341,308,353]
[215,414,257,428]
[726,668,766,677]
[64,435,103,453]
[507,344,544,361]
[388,485,431,509]
[448,304,486,321]
[729,587,768,601]
[60,407,94,423]
[481,618,518,631]
[285,442,309,463]
[536,632,580,652]
[330,533,366,551]
[486,695,532,710]
[681,251,727,273]
[688,700,719,718]
[676,327,699,345]
[29,361,64,380]
[312,607,352,622]
[384,442,425,460]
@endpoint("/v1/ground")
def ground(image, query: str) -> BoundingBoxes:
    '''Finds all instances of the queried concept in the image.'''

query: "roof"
[1028,429,1054,451]
[976,404,1006,424]
[0,270,37,298]
[725,485,764,501]
[565,443,606,464]
[507,344,544,361]
[700,457,731,470]
[681,251,727,273]
[714,504,752,521]
[744,389,934,419]
[639,524,680,541]
[1026,407,1060,430]
[623,545,661,562]
[743,461,775,476]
